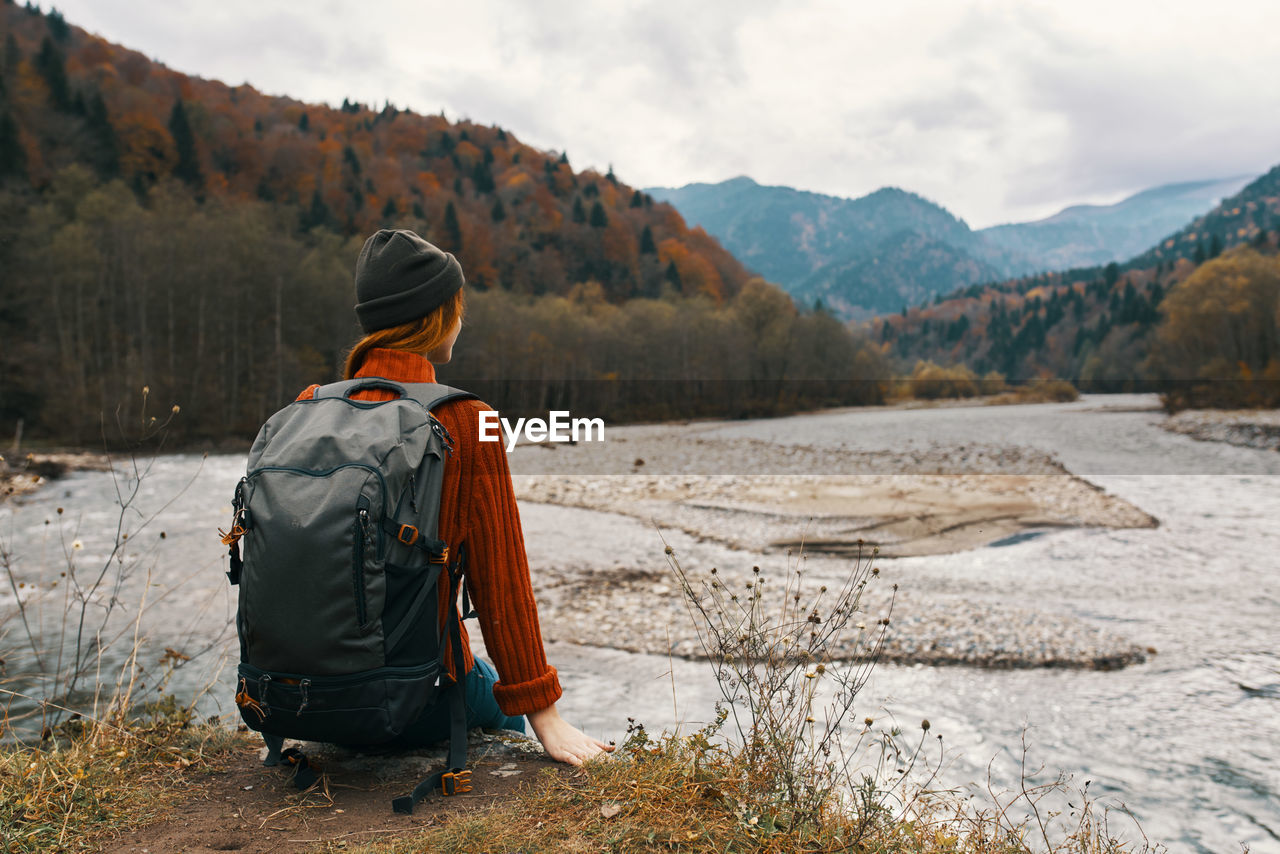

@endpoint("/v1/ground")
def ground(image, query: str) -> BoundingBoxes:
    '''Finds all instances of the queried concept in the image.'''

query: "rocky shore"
[0,451,110,501]
[1163,408,1280,451]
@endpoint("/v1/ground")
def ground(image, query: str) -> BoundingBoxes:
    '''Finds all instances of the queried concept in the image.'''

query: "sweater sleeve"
[461,402,563,716]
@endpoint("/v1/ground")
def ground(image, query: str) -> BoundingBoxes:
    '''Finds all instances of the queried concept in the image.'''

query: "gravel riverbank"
[505,420,1155,670]
[1162,408,1280,451]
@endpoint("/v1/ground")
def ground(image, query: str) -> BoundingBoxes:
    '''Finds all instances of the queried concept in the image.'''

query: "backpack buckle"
[440,769,472,796]
[397,524,419,546]
[431,545,449,565]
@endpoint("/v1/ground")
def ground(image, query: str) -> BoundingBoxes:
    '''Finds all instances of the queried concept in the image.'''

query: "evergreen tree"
[4,34,19,76]
[0,109,25,178]
[1193,240,1206,264]
[559,151,569,165]
[411,201,425,220]
[342,145,361,175]
[168,99,203,188]
[496,127,506,142]
[45,7,70,42]
[381,197,398,219]
[571,196,586,223]
[664,260,682,291]
[298,111,309,132]
[589,200,608,228]
[630,190,643,208]
[1208,233,1223,258]
[472,160,495,193]
[443,200,462,250]
[639,224,656,254]
[606,164,617,184]
[1104,261,1119,288]
[85,92,119,178]
[301,188,332,230]
[490,197,505,222]
[35,37,70,110]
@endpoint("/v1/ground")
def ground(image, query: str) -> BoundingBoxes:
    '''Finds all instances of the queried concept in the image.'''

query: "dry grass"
[334,726,1155,854]
[986,381,1080,405]
[0,700,248,853]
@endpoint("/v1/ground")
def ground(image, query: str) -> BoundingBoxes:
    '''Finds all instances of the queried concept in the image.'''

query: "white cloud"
[50,0,1280,227]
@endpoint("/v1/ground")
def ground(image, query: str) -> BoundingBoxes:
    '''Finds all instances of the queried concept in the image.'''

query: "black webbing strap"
[456,544,476,619]
[262,733,284,766]
[261,733,318,790]
[381,517,448,561]
[226,541,242,585]
[391,554,471,814]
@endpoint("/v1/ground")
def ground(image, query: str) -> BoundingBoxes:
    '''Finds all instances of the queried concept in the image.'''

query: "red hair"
[343,289,466,379]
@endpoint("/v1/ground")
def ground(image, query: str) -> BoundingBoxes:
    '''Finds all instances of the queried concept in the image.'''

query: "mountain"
[649,173,1256,319]
[878,165,1280,386]
[979,175,1256,272]
[647,177,1028,318]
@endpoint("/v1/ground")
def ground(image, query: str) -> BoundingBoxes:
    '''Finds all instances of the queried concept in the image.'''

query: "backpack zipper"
[353,507,372,626]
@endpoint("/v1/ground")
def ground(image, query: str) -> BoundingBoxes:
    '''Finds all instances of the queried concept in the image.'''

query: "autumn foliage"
[0,5,891,444]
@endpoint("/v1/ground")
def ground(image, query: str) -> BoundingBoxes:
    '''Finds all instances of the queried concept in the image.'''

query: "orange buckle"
[440,769,472,796]
[397,524,419,546]
[430,545,450,565]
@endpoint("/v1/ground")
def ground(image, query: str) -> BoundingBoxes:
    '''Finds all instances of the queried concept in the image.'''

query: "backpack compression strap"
[393,545,471,814]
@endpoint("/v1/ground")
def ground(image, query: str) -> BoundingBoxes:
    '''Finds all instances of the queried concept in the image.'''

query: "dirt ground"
[93,732,566,854]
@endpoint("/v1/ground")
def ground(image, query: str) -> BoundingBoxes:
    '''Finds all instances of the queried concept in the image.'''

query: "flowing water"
[2,395,1277,853]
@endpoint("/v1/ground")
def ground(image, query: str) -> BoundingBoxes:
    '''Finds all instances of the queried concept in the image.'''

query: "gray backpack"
[223,378,477,813]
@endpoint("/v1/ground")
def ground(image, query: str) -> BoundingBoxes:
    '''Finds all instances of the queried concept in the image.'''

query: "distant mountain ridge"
[647,173,1258,318]
[980,175,1255,272]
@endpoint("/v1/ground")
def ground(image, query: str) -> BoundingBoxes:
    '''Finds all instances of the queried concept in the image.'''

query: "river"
[1,394,1277,853]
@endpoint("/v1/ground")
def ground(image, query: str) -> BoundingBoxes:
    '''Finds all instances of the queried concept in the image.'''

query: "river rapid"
[2,394,1277,854]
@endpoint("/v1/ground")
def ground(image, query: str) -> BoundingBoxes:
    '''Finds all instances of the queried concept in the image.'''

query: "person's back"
[297,229,611,765]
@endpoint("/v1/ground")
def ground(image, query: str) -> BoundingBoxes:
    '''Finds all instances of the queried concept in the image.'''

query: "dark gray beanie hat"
[354,229,465,333]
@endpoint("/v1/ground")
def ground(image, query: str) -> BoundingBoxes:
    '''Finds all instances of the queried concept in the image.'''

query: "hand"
[526,704,615,766]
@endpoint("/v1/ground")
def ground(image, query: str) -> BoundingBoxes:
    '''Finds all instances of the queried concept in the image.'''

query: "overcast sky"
[49,0,1280,228]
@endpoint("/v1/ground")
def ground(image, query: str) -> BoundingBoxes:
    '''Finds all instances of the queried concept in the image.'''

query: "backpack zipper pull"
[431,419,455,457]
[408,473,418,513]
[297,679,311,716]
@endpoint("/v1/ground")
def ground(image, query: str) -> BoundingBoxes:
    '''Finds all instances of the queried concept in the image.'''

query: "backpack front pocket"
[241,465,388,675]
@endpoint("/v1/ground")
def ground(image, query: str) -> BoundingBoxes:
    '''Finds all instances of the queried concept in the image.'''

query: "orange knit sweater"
[297,348,562,716]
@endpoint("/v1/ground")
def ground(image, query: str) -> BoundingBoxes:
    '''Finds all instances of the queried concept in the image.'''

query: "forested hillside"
[880,166,1280,396]
[0,3,889,445]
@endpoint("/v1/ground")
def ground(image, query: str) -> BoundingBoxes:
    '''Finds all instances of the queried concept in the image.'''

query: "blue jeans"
[393,658,526,747]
